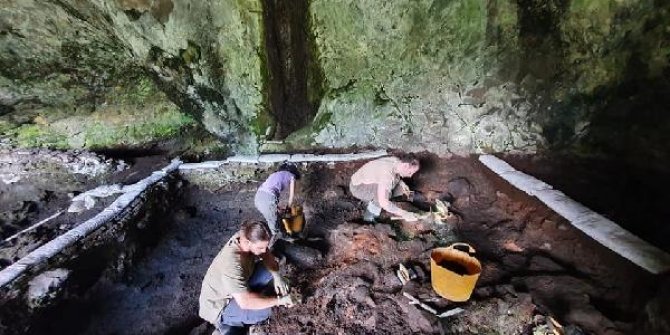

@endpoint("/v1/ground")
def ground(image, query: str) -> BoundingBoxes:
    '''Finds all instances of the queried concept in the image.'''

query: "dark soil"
[0,154,171,269]
[60,183,257,335]
[41,155,665,335]
[500,153,670,252]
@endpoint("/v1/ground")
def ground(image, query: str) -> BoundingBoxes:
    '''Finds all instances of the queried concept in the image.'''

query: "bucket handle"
[448,242,476,254]
[282,218,293,234]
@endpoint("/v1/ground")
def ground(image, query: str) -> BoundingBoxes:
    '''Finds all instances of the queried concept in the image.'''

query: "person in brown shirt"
[199,221,296,335]
[349,154,420,222]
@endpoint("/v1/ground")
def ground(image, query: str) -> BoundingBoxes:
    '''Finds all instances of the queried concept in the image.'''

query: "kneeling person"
[199,221,296,334]
[350,154,420,222]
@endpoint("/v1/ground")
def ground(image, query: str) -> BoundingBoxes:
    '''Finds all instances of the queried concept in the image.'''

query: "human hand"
[271,272,290,296]
[400,182,412,196]
[277,294,297,307]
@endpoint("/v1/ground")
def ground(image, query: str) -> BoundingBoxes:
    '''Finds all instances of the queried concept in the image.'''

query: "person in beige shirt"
[349,154,420,222]
[199,221,296,335]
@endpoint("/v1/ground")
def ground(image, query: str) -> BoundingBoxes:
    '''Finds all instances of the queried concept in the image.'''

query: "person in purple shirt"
[254,162,301,240]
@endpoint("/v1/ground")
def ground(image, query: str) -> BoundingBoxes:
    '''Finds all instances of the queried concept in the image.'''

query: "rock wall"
[302,0,532,154]
[0,0,264,152]
[297,0,670,157]
[1,0,669,159]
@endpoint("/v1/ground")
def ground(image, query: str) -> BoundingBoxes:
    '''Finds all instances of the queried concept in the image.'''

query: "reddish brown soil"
[499,153,670,253]
[255,155,662,335]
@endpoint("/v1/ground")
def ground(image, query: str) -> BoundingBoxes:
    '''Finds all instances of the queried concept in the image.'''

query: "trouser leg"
[219,300,271,328]
[248,263,273,291]
[218,264,274,328]
[254,190,279,235]
[350,183,383,222]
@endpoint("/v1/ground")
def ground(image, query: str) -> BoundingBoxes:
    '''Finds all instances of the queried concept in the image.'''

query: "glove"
[271,271,289,296]
[400,182,412,197]
[401,211,419,222]
[277,294,297,307]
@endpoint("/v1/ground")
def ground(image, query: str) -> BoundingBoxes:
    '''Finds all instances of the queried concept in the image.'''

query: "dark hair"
[397,153,420,167]
[240,220,271,242]
[278,162,301,180]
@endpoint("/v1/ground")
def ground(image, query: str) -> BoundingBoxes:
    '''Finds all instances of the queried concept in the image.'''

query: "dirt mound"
[259,223,441,335]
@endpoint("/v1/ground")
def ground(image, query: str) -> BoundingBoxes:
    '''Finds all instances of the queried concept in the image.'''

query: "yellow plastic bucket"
[430,243,481,302]
[282,205,305,235]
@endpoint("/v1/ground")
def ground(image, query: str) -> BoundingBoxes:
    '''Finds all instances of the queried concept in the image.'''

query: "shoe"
[219,324,248,335]
[363,209,376,223]
[363,201,384,222]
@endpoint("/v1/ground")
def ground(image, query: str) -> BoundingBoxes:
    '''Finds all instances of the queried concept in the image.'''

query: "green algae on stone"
[1,0,269,153]
[3,71,195,150]
[212,0,266,126]
[2,0,669,161]
[6,104,194,151]
[558,0,639,95]
[13,124,69,150]
[180,40,201,65]
[79,77,195,149]
[250,104,273,139]
[540,0,670,151]
[81,108,194,149]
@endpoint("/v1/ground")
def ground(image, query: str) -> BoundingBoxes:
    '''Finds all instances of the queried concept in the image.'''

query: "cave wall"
[0,0,668,159]
[0,0,266,152]
[296,0,670,157]
[0,1,189,150]
[299,0,531,154]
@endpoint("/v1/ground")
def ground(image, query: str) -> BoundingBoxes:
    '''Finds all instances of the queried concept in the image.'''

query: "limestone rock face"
[0,0,265,152]
[305,0,535,154]
[301,0,670,156]
[1,0,669,158]
[0,148,123,189]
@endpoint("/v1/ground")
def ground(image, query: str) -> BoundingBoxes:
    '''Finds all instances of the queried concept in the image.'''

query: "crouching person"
[350,154,421,222]
[199,220,297,335]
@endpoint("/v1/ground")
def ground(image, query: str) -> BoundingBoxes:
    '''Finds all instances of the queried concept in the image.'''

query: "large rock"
[0,148,123,188]
[27,268,70,308]
[299,0,670,156]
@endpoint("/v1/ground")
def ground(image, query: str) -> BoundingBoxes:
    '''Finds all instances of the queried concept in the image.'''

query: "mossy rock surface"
[302,0,537,154]
[0,0,267,153]
[0,0,668,164]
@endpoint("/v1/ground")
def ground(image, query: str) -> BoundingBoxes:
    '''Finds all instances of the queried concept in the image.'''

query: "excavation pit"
[0,152,667,335]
